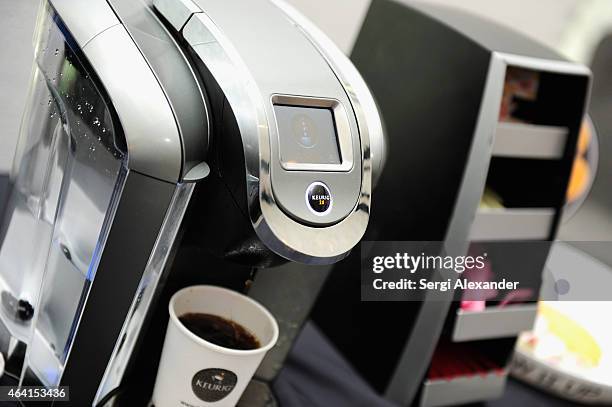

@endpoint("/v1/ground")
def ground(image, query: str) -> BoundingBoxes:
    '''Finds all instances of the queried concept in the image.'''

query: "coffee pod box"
[152,285,279,407]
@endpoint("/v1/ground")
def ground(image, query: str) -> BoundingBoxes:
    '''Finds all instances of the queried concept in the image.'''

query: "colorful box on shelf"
[421,342,508,407]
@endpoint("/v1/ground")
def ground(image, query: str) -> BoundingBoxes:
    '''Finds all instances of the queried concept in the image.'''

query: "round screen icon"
[292,114,319,149]
[306,182,332,215]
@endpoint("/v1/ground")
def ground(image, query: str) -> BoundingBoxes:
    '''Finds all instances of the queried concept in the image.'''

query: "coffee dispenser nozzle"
[0,0,385,404]
[154,0,386,265]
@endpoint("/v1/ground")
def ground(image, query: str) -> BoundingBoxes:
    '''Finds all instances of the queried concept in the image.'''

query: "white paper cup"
[152,285,279,407]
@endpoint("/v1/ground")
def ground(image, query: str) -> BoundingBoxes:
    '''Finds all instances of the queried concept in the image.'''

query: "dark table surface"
[276,323,584,407]
[0,175,586,407]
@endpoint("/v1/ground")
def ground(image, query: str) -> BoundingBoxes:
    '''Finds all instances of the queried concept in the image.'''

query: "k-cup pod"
[152,285,279,407]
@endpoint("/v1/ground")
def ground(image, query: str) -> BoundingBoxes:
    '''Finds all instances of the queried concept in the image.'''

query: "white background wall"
[284,0,580,54]
[0,1,40,172]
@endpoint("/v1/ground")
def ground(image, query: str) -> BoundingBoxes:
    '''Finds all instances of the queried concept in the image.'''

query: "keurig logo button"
[306,182,332,216]
[191,368,237,402]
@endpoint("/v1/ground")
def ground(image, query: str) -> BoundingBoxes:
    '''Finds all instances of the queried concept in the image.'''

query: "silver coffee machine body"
[0,0,384,404]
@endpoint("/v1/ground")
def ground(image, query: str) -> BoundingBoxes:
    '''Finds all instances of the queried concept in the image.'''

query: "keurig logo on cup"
[306,182,332,216]
[152,286,279,407]
[191,368,238,402]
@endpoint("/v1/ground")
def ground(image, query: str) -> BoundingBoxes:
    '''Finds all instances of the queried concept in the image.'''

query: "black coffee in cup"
[179,313,261,350]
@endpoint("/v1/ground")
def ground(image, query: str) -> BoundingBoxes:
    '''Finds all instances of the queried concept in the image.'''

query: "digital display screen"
[274,105,341,166]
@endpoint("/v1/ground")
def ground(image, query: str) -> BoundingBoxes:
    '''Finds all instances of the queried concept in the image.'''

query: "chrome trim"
[94,182,196,404]
[153,0,200,31]
[180,10,263,211]
[184,0,364,228]
[164,0,376,262]
[269,0,387,187]
[271,95,354,173]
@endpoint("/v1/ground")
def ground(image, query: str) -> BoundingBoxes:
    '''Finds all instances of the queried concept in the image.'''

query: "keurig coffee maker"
[312,1,591,406]
[0,0,384,405]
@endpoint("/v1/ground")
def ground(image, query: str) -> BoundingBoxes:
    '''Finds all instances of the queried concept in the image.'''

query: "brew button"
[306,182,332,215]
